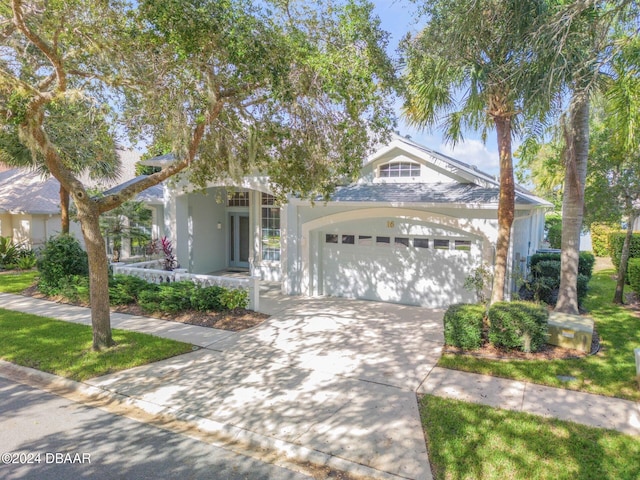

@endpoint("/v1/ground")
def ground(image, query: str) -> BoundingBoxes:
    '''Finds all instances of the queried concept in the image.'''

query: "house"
[0,149,150,253]
[144,135,551,308]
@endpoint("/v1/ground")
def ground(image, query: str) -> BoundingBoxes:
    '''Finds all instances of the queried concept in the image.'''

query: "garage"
[317,217,482,308]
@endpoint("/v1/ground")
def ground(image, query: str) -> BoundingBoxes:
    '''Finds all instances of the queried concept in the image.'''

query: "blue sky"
[371,0,501,176]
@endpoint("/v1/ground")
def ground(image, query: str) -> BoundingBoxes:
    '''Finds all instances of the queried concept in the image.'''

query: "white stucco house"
[144,135,551,308]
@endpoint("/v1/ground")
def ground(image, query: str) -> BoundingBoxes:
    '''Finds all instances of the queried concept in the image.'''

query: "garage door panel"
[322,241,480,308]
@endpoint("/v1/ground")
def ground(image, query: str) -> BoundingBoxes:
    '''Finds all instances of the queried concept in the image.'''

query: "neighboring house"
[0,149,149,253]
[144,135,551,308]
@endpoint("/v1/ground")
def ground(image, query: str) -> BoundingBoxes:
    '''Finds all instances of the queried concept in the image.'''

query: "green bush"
[109,275,151,305]
[443,304,485,350]
[488,301,549,353]
[58,275,90,304]
[628,258,640,295]
[545,213,562,249]
[37,235,88,294]
[138,286,161,313]
[608,232,640,271]
[530,252,595,279]
[190,285,225,311]
[16,251,37,270]
[218,288,249,310]
[157,281,195,313]
[590,223,618,257]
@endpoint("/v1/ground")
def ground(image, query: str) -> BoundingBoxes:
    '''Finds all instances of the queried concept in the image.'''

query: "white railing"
[111,262,259,311]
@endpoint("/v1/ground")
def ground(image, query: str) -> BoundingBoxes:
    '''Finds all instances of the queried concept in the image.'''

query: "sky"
[370,0,502,176]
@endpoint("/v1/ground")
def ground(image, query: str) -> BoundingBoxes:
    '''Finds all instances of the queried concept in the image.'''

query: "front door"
[229,213,250,268]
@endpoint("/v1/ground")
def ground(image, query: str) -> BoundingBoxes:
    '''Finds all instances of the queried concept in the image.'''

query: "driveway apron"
[87,294,444,480]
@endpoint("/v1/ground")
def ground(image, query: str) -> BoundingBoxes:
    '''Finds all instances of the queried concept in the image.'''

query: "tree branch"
[12,0,66,92]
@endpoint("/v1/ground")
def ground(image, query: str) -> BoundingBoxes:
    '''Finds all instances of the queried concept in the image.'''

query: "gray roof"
[0,169,61,214]
[102,175,164,204]
[329,182,537,205]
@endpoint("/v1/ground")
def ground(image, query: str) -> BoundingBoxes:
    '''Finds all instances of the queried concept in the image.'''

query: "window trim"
[378,161,421,178]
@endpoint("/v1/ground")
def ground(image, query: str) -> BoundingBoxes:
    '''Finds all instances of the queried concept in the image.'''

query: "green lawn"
[421,395,640,480]
[0,308,194,381]
[438,269,640,401]
[0,269,38,293]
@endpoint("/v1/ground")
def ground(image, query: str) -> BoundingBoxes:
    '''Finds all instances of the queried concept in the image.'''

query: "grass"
[0,308,194,381]
[438,268,640,401]
[0,269,38,293]
[421,395,640,480]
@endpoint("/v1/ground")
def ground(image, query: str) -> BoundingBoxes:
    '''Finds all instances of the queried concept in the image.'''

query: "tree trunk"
[613,208,638,304]
[60,185,70,234]
[75,194,113,350]
[490,114,515,304]
[556,96,589,314]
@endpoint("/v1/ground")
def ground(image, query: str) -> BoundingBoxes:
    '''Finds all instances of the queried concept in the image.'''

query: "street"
[0,377,315,480]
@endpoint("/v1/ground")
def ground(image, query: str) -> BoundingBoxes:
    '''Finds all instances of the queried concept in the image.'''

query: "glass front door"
[229,213,250,268]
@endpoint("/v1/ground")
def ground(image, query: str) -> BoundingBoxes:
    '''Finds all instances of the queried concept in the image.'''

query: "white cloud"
[438,139,500,175]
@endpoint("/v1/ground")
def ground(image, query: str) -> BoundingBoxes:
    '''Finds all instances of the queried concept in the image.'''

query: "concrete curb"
[0,360,411,480]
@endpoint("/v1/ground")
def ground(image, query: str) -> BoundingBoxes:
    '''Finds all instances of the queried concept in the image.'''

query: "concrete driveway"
[87,290,445,479]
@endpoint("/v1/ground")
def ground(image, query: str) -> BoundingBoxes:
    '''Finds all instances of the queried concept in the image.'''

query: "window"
[261,193,280,261]
[376,236,391,246]
[358,235,372,246]
[379,162,421,178]
[414,238,429,249]
[342,234,355,245]
[455,240,472,251]
[434,239,450,250]
[326,234,339,244]
[228,191,250,206]
[395,237,410,248]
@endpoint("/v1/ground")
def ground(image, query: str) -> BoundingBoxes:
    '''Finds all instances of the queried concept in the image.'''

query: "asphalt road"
[0,377,314,480]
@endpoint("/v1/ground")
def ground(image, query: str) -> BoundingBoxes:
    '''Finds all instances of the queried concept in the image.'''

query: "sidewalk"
[0,291,639,480]
[420,367,640,436]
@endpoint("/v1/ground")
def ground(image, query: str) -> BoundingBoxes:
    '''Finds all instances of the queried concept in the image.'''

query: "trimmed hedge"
[443,304,485,350]
[488,301,549,353]
[608,232,640,271]
[529,252,595,279]
[628,258,640,296]
[524,252,593,306]
[590,223,618,257]
[107,274,251,313]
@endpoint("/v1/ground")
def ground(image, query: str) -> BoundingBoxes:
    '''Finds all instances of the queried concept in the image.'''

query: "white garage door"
[320,226,481,308]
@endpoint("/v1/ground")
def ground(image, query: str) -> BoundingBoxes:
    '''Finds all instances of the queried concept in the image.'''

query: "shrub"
[37,235,88,294]
[109,275,151,305]
[590,223,617,257]
[529,252,595,279]
[488,301,549,353]
[16,251,37,270]
[608,232,640,271]
[190,285,225,311]
[545,213,562,249]
[443,304,485,350]
[156,281,195,313]
[58,275,90,304]
[628,258,640,295]
[138,286,161,312]
[218,288,249,310]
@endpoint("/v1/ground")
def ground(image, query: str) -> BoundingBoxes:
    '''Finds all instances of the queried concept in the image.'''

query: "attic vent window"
[379,162,420,178]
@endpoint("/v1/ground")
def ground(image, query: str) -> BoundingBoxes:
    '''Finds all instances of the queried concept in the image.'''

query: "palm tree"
[0,100,120,233]
[402,0,547,303]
